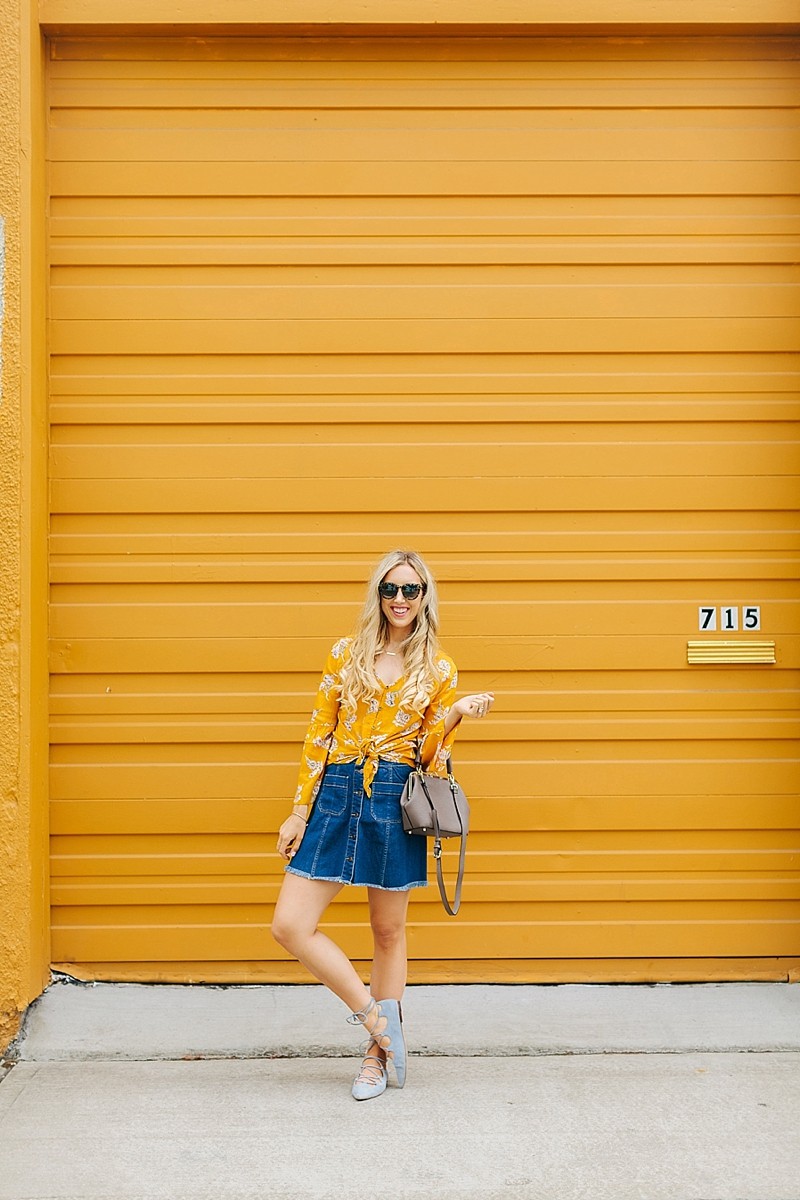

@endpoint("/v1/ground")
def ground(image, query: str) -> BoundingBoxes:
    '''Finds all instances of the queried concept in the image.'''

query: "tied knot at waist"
[356,744,381,797]
[334,743,415,796]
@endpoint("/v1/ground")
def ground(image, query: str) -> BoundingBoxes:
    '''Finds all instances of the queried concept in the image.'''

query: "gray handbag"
[400,752,469,916]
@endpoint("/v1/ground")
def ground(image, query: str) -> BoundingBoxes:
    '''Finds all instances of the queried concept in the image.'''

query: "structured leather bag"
[400,753,469,916]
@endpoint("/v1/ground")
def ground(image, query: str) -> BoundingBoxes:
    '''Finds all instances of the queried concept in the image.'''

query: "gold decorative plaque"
[687,640,776,665]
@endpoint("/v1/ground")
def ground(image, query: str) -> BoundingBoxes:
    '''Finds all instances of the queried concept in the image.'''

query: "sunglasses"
[378,582,426,600]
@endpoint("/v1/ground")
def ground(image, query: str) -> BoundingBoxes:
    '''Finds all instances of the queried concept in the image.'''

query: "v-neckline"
[375,669,404,690]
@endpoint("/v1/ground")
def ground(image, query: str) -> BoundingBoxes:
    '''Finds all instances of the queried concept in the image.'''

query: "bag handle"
[412,744,455,779]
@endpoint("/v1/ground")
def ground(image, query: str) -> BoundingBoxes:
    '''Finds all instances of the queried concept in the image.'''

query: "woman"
[271,549,494,1101]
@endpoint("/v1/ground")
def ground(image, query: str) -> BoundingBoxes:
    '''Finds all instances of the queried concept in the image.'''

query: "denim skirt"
[285,759,428,891]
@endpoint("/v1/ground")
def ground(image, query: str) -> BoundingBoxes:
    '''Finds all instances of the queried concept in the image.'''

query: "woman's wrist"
[444,705,464,735]
[291,805,309,824]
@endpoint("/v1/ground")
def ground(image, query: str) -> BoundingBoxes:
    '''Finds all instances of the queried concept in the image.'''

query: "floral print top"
[294,636,460,811]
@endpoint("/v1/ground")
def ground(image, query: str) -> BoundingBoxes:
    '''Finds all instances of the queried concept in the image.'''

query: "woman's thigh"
[273,873,343,939]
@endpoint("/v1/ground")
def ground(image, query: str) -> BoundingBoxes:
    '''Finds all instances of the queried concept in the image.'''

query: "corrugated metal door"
[48,33,800,982]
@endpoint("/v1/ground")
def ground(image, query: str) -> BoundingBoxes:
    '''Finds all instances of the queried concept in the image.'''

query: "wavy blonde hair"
[339,549,442,715]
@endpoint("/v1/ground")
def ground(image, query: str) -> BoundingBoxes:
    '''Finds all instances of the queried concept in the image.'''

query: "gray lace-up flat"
[351,1042,388,1101]
[346,996,407,1088]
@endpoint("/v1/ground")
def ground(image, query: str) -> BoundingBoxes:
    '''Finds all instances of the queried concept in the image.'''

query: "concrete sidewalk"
[2,981,800,1200]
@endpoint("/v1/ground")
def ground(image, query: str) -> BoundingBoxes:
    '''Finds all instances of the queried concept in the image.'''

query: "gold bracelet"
[291,808,308,824]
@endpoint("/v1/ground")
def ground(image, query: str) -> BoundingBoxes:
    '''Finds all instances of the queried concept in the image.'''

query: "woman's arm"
[418,661,495,770]
[276,639,345,861]
[418,659,460,772]
[291,640,347,810]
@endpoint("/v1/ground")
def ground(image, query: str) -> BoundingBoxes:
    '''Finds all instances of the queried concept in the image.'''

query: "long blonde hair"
[339,549,442,715]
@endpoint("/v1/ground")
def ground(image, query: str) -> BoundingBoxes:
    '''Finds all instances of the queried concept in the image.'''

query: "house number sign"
[698,606,761,632]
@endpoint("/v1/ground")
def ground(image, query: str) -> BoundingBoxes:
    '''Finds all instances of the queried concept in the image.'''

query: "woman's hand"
[456,692,495,720]
[276,813,307,861]
[445,692,495,733]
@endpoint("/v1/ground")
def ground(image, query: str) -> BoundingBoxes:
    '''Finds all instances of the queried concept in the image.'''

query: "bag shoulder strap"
[417,767,466,917]
[433,831,466,916]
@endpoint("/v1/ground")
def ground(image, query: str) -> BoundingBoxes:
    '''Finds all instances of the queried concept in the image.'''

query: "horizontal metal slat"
[50,875,800,907]
[49,794,800,835]
[49,159,800,199]
[46,34,800,67]
[48,755,800,801]
[48,471,800,511]
[49,125,800,165]
[47,634,800,676]
[49,914,800,963]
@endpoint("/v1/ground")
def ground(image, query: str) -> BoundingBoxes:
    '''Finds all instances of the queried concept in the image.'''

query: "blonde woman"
[271,549,494,1100]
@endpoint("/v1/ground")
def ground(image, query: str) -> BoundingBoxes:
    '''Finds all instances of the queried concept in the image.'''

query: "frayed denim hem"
[284,863,427,892]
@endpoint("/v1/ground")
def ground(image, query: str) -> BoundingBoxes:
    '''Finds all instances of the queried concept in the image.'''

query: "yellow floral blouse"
[294,636,460,811]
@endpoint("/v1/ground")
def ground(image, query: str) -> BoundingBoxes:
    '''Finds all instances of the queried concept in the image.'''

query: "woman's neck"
[382,637,406,657]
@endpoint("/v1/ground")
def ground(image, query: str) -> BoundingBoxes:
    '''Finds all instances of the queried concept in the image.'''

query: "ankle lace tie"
[346,997,394,1059]
[346,997,378,1027]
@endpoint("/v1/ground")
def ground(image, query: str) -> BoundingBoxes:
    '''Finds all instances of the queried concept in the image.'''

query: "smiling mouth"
[391,606,410,616]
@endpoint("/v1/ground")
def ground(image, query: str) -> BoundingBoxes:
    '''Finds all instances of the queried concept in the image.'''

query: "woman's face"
[380,562,425,637]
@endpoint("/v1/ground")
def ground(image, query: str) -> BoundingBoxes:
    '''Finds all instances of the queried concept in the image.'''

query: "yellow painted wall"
[0,0,49,1052]
[47,31,800,984]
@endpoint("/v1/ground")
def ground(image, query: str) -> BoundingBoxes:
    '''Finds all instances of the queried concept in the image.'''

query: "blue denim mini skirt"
[285,759,428,891]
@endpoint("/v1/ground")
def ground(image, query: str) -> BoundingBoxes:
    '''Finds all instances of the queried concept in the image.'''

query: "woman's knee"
[271,912,306,952]
[370,917,406,952]
[272,876,340,952]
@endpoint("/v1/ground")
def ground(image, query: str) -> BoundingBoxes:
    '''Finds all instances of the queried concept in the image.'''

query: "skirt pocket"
[315,770,349,817]
[368,763,411,824]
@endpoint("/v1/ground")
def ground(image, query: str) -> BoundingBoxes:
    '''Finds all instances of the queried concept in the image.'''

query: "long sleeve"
[418,656,459,775]
[292,639,347,810]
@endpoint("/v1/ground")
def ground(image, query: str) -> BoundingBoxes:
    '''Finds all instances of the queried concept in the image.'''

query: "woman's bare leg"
[355,887,412,1073]
[367,887,411,1000]
[271,874,371,1013]
[271,874,404,1061]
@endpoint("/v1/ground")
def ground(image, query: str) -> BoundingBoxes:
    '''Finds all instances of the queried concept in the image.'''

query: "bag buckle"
[433,837,443,860]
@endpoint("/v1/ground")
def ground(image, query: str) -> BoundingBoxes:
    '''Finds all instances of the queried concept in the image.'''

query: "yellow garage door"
[48,33,800,983]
